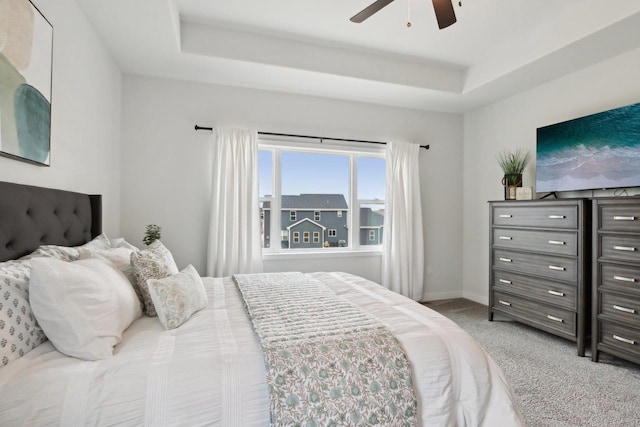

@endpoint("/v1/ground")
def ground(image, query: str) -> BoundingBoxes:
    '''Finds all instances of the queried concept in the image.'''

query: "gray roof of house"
[263,194,348,210]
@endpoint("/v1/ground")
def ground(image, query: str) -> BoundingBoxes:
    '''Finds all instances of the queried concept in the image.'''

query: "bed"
[0,181,524,426]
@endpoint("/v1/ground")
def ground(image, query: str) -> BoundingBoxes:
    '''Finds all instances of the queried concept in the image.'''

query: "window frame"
[259,138,385,256]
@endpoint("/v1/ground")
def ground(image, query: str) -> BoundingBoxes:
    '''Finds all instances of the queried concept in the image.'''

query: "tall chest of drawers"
[489,199,590,356]
[592,198,640,364]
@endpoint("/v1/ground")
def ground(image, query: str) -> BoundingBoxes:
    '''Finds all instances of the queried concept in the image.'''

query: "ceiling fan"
[351,0,458,29]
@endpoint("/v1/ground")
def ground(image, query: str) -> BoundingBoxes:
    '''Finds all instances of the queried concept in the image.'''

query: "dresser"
[489,199,590,356]
[592,198,640,364]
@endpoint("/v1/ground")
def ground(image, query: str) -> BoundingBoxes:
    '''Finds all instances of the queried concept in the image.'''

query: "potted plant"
[143,224,162,246]
[497,148,531,200]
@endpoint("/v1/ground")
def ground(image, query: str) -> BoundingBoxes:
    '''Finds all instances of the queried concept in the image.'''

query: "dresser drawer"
[492,205,578,229]
[600,235,640,263]
[598,321,640,358]
[493,228,577,256]
[599,263,640,296]
[493,249,577,283]
[600,293,640,329]
[599,205,640,232]
[493,270,576,310]
[493,291,575,336]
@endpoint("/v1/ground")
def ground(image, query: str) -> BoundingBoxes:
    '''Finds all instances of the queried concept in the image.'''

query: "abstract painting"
[0,0,53,166]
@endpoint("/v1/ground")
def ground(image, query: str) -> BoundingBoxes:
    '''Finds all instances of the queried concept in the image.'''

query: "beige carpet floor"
[426,298,640,427]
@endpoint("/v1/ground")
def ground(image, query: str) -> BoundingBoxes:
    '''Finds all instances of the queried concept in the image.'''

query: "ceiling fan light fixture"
[350,0,457,29]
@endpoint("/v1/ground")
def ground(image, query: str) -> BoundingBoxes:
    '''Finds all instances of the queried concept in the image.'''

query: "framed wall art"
[0,0,53,166]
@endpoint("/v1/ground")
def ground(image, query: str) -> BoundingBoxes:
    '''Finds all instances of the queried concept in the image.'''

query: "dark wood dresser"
[489,199,591,356]
[592,197,640,364]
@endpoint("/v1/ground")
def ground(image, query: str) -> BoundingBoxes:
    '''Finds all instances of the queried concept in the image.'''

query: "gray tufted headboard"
[0,181,102,262]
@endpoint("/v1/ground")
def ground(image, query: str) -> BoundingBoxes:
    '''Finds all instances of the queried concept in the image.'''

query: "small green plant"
[143,224,162,246]
[497,148,532,185]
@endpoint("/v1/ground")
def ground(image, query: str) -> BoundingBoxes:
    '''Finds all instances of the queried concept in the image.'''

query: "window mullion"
[350,153,359,250]
[272,148,282,253]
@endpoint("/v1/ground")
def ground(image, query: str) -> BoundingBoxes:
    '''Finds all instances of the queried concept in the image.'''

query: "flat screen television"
[536,101,640,193]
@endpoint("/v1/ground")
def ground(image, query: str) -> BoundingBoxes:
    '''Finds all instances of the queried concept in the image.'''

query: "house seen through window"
[259,142,385,252]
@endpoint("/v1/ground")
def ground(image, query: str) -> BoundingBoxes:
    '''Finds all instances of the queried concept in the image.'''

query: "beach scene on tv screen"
[536,102,640,192]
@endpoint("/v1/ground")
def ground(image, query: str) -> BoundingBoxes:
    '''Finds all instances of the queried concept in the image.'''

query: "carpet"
[426,299,640,427]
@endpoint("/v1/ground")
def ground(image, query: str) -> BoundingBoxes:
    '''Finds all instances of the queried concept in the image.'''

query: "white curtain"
[207,128,263,277]
[382,141,425,301]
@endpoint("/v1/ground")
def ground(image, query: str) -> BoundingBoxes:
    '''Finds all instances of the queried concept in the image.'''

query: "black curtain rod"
[194,125,429,150]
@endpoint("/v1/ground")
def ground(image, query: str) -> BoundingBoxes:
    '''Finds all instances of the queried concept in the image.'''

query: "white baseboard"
[462,291,488,306]
[420,290,463,302]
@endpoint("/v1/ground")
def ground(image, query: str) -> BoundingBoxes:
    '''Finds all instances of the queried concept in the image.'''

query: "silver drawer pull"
[613,305,636,314]
[547,315,563,323]
[614,245,637,252]
[548,215,565,219]
[548,240,566,245]
[613,335,636,345]
[548,290,565,297]
[613,216,636,221]
[499,279,512,284]
[549,265,566,271]
[499,236,512,240]
[499,214,512,218]
[499,300,511,307]
[499,257,513,263]
[614,275,636,283]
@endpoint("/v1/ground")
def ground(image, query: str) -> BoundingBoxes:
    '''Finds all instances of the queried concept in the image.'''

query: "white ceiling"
[76,0,640,113]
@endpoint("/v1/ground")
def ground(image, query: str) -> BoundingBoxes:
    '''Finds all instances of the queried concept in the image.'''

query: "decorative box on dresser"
[488,199,591,356]
[592,197,640,364]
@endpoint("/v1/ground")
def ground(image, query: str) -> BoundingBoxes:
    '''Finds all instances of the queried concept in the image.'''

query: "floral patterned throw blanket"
[233,272,417,426]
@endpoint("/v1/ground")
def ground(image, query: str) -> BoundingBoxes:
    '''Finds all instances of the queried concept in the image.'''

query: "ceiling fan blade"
[350,0,395,23]
[432,0,457,29]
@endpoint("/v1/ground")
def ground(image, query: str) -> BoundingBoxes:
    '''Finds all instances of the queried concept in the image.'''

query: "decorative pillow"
[148,265,208,330]
[21,233,112,262]
[29,257,142,360]
[130,240,179,317]
[0,260,47,368]
[78,247,136,285]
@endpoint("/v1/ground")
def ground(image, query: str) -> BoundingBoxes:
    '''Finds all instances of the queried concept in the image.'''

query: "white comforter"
[0,272,524,426]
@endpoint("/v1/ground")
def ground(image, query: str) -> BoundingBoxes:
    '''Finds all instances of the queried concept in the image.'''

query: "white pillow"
[21,233,112,262]
[110,237,139,251]
[78,247,136,285]
[148,265,208,330]
[29,257,142,360]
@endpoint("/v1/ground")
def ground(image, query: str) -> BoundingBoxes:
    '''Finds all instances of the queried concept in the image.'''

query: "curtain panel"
[382,141,425,301]
[207,128,263,277]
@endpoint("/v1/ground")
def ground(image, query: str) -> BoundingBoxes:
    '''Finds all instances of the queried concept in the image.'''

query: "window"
[281,230,288,241]
[358,157,385,246]
[259,141,385,253]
